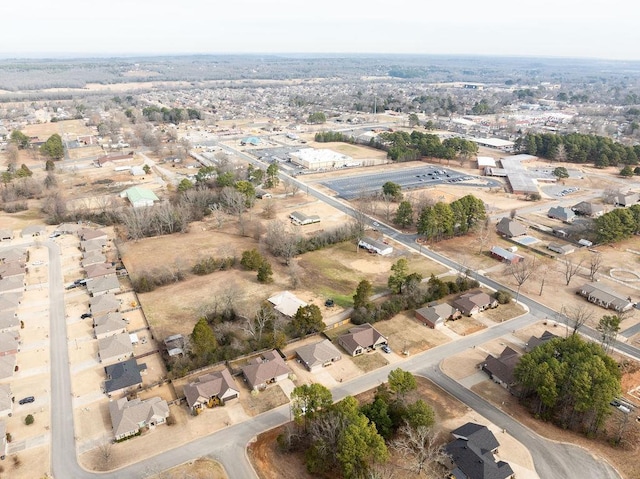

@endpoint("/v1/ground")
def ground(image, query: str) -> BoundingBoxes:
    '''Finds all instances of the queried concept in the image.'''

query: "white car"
[32,261,44,266]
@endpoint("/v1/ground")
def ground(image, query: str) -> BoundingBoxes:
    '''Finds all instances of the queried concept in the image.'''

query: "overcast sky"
[1,0,638,60]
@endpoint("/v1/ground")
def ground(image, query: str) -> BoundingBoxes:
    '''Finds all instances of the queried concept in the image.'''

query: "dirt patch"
[481,302,527,323]
[238,382,290,417]
[446,316,485,336]
[351,351,389,373]
[1,445,50,479]
[374,312,451,355]
[150,458,228,479]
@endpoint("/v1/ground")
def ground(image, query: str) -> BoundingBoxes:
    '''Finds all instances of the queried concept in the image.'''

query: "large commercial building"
[290,148,360,170]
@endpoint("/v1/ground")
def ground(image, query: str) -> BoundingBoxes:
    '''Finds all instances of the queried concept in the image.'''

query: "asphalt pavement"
[43,151,634,479]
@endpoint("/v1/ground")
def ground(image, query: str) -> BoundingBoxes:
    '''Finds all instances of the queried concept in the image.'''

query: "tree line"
[515,132,640,167]
[594,205,640,243]
[374,131,478,162]
[142,106,201,123]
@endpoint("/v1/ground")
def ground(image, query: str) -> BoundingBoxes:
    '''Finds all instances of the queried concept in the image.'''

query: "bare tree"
[242,306,274,343]
[264,219,299,264]
[97,436,113,471]
[536,256,553,296]
[508,258,536,303]
[560,256,584,286]
[380,193,394,221]
[588,253,603,282]
[474,217,491,255]
[392,424,448,476]
[261,198,277,219]
[561,303,593,336]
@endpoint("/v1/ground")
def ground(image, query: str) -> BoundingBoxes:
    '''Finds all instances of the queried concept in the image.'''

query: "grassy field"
[481,301,527,323]
[447,316,485,336]
[151,458,228,479]
[374,312,451,355]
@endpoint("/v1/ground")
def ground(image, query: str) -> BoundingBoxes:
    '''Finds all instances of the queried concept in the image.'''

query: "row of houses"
[415,291,499,328]
[0,247,26,383]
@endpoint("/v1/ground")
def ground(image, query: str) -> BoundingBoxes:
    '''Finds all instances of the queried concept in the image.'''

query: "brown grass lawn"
[481,302,527,323]
[150,458,228,479]
[238,383,290,417]
[374,312,451,355]
[351,351,389,373]
[446,316,485,336]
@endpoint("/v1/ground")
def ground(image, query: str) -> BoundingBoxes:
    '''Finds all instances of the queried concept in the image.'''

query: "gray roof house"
[20,225,45,238]
[0,277,24,294]
[489,246,524,264]
[572,201,604,217]
[81,238,108,252]
[0,247,26,264]
[547,206,575,223]
[93,313,127,340]
[0,292,21,311]
[104,359,144,396]
[358,237,393,255]
[525,330,559,352]
[183,369,239,413]
[0,384,12,417]
[547,243,575,255]
[85,262,117,279]
[295,339,342,372]
[0,229,13,242]
[0,421,6,460]
[415,303,461,328]
[109,396,169,440]
[338,323,388,356]
[0,332,19,357]
[452,291,498,316]
[446,422,514,479]
[577,283,634,312]
[496,217,527,238]
[615,193,639,207]
[87,275,120,297]
[0,261,25,279]
[0,310,19,333]
[79,228,108,242]
[0,356,16,380]
[480,347,520,391]
[90,293,121,317]
[82,251,107,268]
[241,350,292,391]
[98,332,134,364]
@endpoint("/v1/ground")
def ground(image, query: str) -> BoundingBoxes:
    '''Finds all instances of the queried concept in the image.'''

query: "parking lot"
[320,164,501,199]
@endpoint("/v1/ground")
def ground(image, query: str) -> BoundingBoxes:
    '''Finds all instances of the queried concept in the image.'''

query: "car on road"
[81,313,92,319]
[48,232,61,239]
[32,260,44,266]
[381,345,392,354]
[372,222,379,227]
[19,396,35,405]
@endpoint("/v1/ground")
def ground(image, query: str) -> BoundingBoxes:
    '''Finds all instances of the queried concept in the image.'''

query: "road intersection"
[45,156,634,478]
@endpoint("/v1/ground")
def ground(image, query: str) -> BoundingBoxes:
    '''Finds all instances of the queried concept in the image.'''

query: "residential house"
[20,225,45,238]
[255,188,272,199]
[0,292,21,311]
[0,248,26,264]
[496,217,527,238]
[289,211,321,226]
[96,152,135,167]
[0,421,6,460]
[82,251,107,268]
[0,384,12,417]
[183,369,240,414]
[572,201,604,217]
[90,293,121,317]
[94,313,127,340]
[79,228,108,242]
[87,275,120,297]
[240,137,261,146]
[452,291,498,316]
[98,332,134,364]
[577,283,634,312]
[81,238,108,252]
[480,347,520,391]
[525,330,559,352]
[268,291,307,317]
[0,229,13,242]
[0,310,19,333]
[415,303,461,328]
[0,356,16,380]
[85,262,117,280]
[358,237,393,255]
[120,186,160,208]
[55,223,82,235]
[0,276,24,294]
[104,359,144,396]
[338,323,388,356]
[0,332,19,356]
[547,243,575,255]
[109,396,169,440]
[489,246,524,264]
[241,350,292,391]
[445,422,514,479]
[547,206,575,223]
[615,193,639,207]
[295,339,342,372]
[0,261,25,280]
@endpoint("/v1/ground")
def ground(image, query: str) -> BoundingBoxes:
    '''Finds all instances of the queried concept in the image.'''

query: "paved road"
[44,153,634,478]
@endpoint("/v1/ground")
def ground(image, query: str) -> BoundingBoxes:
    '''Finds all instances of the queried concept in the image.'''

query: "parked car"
[18,396,35,405]
[65,284,77,290]
[381,345,392,354]
[81,313,92,319]
[325,299,335,307]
